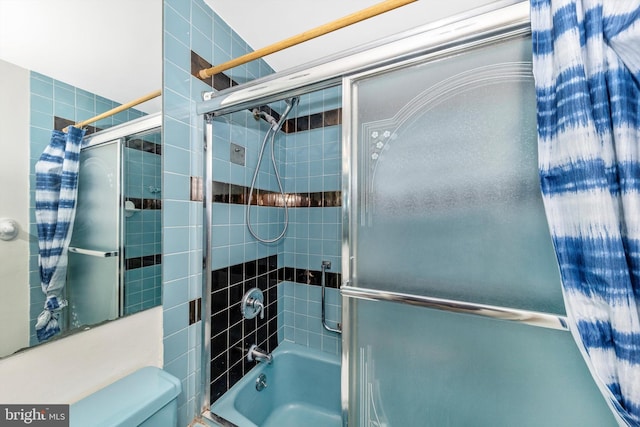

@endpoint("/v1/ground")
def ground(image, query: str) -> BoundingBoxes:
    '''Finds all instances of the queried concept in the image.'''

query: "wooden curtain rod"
[198,0,417,79]
[63,89,161,132]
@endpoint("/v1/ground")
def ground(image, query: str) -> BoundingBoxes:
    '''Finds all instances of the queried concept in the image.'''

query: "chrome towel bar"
[341,285,569,331]
[68,247,119,258]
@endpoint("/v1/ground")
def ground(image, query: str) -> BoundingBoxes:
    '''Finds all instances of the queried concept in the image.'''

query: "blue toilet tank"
[70,367,181,427]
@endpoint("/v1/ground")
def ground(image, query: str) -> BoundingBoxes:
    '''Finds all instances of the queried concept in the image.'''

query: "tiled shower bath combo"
[159,1,624,426]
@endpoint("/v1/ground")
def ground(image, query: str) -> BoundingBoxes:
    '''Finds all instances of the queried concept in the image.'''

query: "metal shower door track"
[196,1,529,117]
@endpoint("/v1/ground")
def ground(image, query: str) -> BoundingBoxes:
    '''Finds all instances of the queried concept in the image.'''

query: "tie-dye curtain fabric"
[34,126,85,342]
[531,1,640,425]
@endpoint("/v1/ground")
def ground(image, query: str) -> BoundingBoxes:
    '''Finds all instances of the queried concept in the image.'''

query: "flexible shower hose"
[246,118,289,243]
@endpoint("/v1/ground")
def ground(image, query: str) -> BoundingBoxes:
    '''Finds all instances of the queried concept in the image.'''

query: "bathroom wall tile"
[211,247,230,270]
[165,33,191,71]
[294,328,308,346]
[164,144,191,176]
[190,274,203,300]
[164,88,191,124]
[76,91,94,111]
[165,0,190,21]
[164,172,191,201]
[278,281,342,356]
[283,326,294,341]
[30,76,53,98]
[213,43,231,70]
[308,332,322,350]
[163,200,190,227]
[164,61,191,100]
[164,226,190,254]
[322,335,340,355]
[165,328,189,364]
[213,26,232,57]
[191,29,213,67]
[163,278,190,309]
[30,110,52,130]
[228,244,245,266]
[323,173,341,191]
[192,4,213,42]
[164,353,190,395]
[164,302,190,337]
[54,102,75,122]
[212,158,231,182]
[30,94,53,115]
[164,5,191,47]
[163,252,190,282]
[53,82,75,105]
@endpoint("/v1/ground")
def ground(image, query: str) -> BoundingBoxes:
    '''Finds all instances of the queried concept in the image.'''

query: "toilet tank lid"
[70,367,181,427]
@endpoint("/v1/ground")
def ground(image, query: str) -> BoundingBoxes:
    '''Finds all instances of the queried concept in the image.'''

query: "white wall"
[0,58,30,356]
[0,307,163,404]
[0,0,162,114]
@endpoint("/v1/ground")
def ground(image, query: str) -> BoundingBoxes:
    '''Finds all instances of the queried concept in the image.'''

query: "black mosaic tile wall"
[209,253,342,404]
[210,255,280,403]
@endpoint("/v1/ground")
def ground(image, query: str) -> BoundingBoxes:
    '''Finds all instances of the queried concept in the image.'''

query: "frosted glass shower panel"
[67,141,121,327]
[351,36,564,314]
[347,298,616,426]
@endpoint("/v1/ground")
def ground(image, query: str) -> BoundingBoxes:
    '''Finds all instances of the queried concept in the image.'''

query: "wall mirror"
[0,0,162,358]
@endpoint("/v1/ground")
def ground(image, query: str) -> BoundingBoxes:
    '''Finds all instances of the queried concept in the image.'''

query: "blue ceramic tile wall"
[210,107,285,269]
[123,134,162,316]
[162,0,274,423]
[278,87,343,356]
[163,0,346,420]
[280,281,342,355]
[28,71,145,345]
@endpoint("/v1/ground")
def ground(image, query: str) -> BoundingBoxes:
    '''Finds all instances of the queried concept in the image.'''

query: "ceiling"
[0,0,162,114]
[205,0,495,72]
[0,0,497,116]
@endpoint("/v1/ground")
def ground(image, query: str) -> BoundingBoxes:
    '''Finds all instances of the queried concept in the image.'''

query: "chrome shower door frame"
[74,113,162,322]
[339,6,548,426]
[67,138,124,327]
[197,1,533,422]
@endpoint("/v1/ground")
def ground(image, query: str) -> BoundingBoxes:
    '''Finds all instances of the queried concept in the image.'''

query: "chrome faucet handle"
[248,297,265,319]
[241,288,265,320]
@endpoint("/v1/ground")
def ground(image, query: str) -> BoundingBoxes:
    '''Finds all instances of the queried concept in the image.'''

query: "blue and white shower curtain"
[531,0,640,425]
[34,126,85,342]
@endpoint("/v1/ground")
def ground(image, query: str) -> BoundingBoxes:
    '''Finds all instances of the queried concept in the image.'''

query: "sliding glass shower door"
[343,32,617,426]
[65,117,162,331]
[67,140,122,328]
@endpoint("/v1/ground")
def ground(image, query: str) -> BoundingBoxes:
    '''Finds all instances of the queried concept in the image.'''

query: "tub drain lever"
[255,374,268,391]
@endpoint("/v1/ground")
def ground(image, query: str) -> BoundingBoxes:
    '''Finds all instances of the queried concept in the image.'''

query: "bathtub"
[210,341,341,427]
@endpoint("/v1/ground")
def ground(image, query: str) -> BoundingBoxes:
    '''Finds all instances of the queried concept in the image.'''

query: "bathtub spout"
[247,344,272,364]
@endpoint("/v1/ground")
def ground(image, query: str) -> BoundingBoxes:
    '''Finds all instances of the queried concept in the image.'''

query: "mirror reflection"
[0,0,162,358]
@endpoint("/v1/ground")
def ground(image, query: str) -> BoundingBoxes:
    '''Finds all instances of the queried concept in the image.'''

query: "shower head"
[252,108,278,128]
[253,97,299,132]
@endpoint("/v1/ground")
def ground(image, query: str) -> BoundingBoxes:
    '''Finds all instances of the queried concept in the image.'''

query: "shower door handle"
[68,247,119,258]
